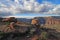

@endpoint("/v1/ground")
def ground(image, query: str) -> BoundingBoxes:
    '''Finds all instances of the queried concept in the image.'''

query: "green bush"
[5,22,10,25]
[39,32,48,40]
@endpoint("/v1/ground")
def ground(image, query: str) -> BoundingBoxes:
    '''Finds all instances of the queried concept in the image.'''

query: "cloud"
[47,5,60,14]
[0,0,60,17]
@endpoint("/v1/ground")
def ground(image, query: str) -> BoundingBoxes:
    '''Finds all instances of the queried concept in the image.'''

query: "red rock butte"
[45,17,60,25]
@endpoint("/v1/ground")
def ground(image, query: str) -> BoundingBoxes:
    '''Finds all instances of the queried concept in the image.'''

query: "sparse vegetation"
[40,32,48,40]
[44,24,60,32]
[5,22,10,25]
[0,17,60,40]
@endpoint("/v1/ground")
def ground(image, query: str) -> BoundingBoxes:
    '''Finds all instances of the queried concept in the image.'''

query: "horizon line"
[1,15,60,18]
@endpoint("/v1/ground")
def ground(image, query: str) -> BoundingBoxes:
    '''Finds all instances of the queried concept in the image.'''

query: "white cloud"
[47,5,60,14]
[0,0,60,17]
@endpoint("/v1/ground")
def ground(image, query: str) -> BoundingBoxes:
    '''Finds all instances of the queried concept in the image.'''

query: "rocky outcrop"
[2,17,17,23]
[45,17,60,25]
[31,19,39,25]
[34,17,46,24]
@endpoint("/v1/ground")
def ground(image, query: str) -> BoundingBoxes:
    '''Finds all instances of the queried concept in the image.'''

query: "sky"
[0,0,60,18]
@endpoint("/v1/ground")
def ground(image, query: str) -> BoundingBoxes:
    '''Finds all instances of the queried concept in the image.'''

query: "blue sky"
[15,13,60,17]
[0,0,60,18]
[37,0,60,4]
[43,0,60,4]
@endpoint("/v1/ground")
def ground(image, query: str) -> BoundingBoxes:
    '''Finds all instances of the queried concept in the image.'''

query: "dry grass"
[43,24,60,32]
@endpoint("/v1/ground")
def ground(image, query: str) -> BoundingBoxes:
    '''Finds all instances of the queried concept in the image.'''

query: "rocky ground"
[0,28,60,40]
[0,23,60,40]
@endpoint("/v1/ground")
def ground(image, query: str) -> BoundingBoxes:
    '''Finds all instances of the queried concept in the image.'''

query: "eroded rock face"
[1,17,17,31]
[45,17,60,25]
[0,23,36,34]
[31,19,39,25]
[2,17,17,23]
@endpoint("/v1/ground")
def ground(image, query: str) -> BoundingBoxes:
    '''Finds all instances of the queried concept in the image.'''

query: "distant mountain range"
[0,16,60,24]
[17,18,32,23]
[17,16,60,24]
[52,16,60,19]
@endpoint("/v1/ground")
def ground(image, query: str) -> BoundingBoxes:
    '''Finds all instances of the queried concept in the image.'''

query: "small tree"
[39,32,48,40]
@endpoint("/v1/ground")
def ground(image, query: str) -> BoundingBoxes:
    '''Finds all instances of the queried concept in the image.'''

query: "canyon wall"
[45,17,60,25]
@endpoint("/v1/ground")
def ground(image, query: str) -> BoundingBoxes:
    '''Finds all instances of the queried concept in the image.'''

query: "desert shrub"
[39,32,48,40]
[0,31,6,36]
[5,22,10,25]
[0,31,5,39]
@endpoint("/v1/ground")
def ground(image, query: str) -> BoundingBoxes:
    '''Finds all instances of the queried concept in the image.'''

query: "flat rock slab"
[0,23,35,33]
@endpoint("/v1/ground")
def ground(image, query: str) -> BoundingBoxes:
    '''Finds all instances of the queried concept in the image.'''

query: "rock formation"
[31,19,39,25]
[2,17,17,23]
[45,17,60,25]
[1,17,17,32]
